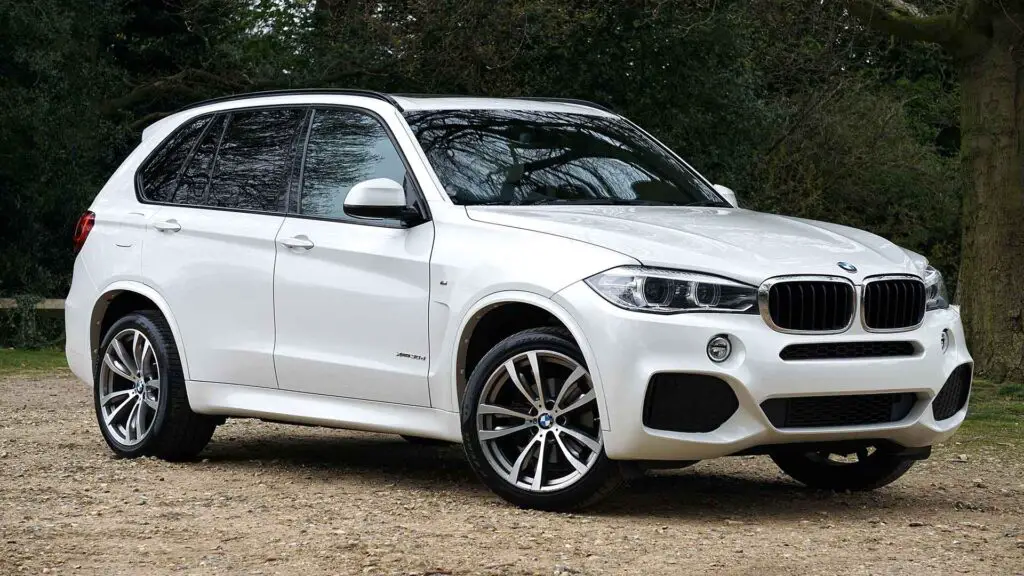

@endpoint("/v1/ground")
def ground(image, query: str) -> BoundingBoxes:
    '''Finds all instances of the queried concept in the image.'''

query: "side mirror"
[713,184,739,208]
[344,178,423,224]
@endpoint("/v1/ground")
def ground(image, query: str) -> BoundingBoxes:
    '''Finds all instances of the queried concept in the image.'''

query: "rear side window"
[297,108,407,221]
[207,108,306,212]
[139,116,213,203]
[138,107,305,213]
[173,115,225,205]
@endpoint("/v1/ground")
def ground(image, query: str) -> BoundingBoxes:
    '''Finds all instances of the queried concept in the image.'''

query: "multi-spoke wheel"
[771,444,916,491]
[98,328,161,445]
[461,327,623,510]
[93,310,218,460]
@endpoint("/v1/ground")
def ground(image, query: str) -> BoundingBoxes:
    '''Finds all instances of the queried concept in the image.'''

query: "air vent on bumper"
[761,393,917,428]
[932,364,972,420]
[643,374,738,433]
[779,341,916,361]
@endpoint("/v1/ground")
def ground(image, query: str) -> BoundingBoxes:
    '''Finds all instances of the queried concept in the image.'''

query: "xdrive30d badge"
[66,90,972,510]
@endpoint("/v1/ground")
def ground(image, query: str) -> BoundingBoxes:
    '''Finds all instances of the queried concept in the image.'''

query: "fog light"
[707,335,732,363]
[940,329,951,353]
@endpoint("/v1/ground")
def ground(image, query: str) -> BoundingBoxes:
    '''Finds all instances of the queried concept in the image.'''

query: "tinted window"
[206,108,306,212]
[298,108,407,221]
[139,115,213,202]
[404,109,725,207]
[173,114,225,205]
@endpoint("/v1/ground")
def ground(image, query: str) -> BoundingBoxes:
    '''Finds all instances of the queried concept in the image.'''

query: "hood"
[466,205,926,286]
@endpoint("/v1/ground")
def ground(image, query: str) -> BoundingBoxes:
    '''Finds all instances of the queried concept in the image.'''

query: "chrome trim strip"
[860,274,926,333]
[757,275,856,335]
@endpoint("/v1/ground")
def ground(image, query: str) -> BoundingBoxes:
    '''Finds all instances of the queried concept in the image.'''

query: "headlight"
[923,265,949,311]
[585,266,757,314]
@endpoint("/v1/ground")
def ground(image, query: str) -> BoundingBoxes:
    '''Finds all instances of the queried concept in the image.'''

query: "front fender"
[442,290,612,431]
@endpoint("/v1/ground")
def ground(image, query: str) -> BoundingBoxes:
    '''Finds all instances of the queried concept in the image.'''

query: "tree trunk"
[956,8,1024,382]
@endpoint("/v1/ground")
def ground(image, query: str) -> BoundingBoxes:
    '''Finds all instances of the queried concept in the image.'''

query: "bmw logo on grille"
[837,261,858,273]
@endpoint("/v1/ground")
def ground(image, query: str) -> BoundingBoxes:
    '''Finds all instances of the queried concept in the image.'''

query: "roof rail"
[512,96,614,114]
[391,93,614,114]
[174,89,404,113]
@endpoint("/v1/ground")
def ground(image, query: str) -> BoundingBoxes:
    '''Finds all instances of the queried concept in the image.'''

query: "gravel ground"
[1,373,1022,576]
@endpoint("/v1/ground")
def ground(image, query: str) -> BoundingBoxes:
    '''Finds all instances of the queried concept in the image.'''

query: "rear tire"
[94,310,218,461]
[771,446,915,491]
[461,327,623,510]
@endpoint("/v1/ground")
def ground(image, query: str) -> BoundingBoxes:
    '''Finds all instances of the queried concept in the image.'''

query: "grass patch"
[0,348,68,375]
[951,378,1024,451]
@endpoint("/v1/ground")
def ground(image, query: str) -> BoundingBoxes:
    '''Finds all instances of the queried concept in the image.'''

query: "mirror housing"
[344,178,424,225]
[713,184,738,208]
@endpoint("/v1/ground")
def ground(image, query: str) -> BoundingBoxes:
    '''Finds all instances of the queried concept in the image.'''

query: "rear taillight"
[73,211,95,254]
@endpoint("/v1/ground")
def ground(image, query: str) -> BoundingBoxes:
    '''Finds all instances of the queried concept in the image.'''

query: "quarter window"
[297,108,408,221]
[173,115,225,206]
[139,115,213,203]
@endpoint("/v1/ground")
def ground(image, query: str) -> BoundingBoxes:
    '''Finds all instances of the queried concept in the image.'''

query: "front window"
[404,109,726,207]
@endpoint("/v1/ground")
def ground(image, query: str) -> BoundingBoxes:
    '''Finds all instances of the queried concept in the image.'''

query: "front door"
[273,107,434,405]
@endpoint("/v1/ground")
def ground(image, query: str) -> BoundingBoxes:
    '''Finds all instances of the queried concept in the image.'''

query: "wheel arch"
[452,291,610,431]
[90,281,191,380]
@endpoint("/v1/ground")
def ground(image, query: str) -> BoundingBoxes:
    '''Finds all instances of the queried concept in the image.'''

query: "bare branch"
[845,0,959,45]
[129,111,171,132]
[100,69,245,116]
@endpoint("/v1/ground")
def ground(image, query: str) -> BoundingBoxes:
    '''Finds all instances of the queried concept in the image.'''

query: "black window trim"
[166,115,216,204]
[134,103,432,229]
[198,112,234,206]
[289,105,431,229]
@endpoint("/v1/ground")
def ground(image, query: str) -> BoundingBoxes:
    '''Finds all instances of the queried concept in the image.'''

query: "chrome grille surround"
[757,275,857,335]
[860,274,927,333]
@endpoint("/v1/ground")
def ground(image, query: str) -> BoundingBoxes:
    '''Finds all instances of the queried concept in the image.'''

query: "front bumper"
[553,282,973,461]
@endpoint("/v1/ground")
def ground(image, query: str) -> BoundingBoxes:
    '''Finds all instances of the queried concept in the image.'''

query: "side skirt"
[185,380,463,442]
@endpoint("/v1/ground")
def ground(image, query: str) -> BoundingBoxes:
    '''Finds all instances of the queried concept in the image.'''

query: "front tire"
[460,327,623,510]
[771,445,915,491]
[94,310,218,461]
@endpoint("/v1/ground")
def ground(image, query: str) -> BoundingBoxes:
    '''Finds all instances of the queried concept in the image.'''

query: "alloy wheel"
[98,328,161,446]
[476,350,602,493]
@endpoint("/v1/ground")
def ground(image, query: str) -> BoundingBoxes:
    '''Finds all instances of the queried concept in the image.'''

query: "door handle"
[152,219,181,233]
[279,235,314,250]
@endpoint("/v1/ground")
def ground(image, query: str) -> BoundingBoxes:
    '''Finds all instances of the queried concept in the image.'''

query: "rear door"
[272,107,434,405]
[141,107,307,388]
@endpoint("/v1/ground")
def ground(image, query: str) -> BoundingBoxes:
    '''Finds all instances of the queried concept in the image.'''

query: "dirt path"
[1,374,1022,575]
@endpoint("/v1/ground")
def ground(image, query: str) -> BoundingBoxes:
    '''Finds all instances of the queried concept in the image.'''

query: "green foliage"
[0,296,64,348]
[0,347,68,376]
[953,379,1024,451]
[0,0,964,306]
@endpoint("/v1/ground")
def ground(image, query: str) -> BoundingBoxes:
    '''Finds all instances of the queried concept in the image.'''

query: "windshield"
[403,109,727,207]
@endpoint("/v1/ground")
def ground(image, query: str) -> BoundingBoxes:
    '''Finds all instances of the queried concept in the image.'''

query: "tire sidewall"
[460,329,618,510]
[93,312,174,457]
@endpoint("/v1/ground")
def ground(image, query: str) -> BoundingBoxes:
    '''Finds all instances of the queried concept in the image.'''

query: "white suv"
[65,90,973,510]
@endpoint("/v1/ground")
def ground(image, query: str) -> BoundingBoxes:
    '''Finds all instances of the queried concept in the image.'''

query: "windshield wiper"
[681,199,729,207]
[556,199,682,206]
[466,198,708,207]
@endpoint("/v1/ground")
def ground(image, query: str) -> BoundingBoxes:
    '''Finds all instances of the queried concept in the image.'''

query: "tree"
[841,0,1023,381]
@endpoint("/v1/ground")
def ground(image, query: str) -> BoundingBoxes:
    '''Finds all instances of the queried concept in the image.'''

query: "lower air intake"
[643,374,738,433]
[932,364,972,420]
[779,341,916,361]
[761,393,917,429]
